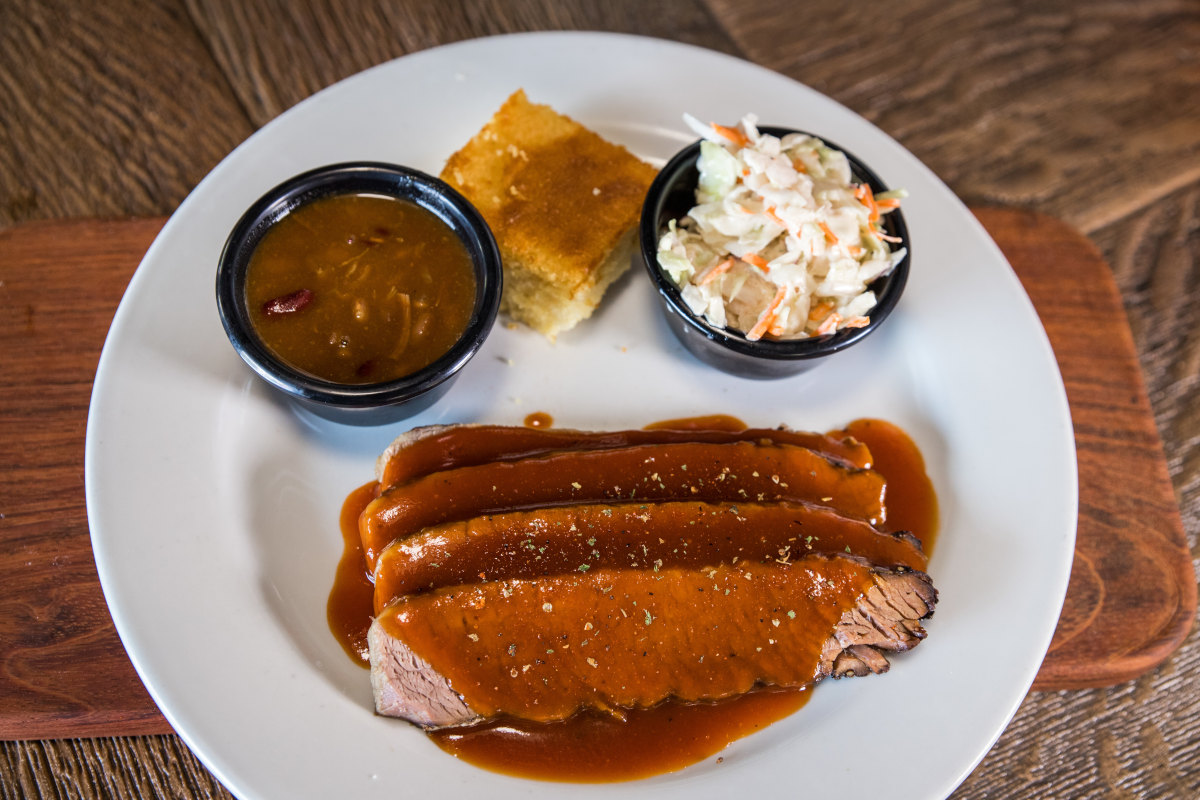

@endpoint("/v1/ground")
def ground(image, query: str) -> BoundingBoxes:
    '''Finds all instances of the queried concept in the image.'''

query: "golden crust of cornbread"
[441,90,658,340]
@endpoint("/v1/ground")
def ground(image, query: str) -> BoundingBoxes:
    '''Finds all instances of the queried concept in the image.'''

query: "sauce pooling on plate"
[245,193,477,384]
[327,416,937,781]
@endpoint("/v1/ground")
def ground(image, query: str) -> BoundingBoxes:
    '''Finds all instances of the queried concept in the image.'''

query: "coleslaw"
[657,114,907,341]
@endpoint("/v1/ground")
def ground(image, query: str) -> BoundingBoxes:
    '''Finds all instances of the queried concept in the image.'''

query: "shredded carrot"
[876,197,901,210]
[712,122,750,148]
[844,316,871,329]
[765,206,786,226]
[815,311,843,336]
[698,257,735,285]
[847,245,864,257]
[742,253,770,271]
[877,232,904,243]
[808,299,835,321]
[747,286,789,341]
[855,183,880,223]
[742,167,751,177]
[791,157,807,174]
[818,220,839,244]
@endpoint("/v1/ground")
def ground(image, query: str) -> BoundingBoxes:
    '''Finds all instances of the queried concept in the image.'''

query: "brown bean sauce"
[245,193,476,384]
[326,416,938,780]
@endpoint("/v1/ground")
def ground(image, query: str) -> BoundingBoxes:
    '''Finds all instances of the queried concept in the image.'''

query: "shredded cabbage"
[658,113,907,341]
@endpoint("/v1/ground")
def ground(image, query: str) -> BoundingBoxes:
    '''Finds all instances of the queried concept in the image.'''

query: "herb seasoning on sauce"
[245,193,477,384]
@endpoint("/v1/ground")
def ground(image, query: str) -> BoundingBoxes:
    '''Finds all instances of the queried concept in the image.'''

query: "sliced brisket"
[372,500,926,612]
[359,441,887,567]
[369,558,936,729]
[375,423,874,488]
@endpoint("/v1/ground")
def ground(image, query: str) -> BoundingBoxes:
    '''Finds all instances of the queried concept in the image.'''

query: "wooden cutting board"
[0,209,1192,740]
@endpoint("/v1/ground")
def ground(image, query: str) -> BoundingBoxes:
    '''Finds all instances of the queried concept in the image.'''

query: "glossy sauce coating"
[326,546,823,775]
[841,418,939,551]
[328,416,938,780]
[372,500,926,612]
[245,193,476,384]
[431,686,809,782]
[327,481,378,667]
[361,440,886,567]
[376,558,876,722]
[377,421,872,489]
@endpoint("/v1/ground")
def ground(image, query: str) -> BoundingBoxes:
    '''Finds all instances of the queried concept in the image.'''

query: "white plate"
[85,32,1076,800]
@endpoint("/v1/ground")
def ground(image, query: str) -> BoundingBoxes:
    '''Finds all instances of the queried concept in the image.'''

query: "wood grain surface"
[0,220,173,742]
[1,0,1198,798]
[973,207,1195,691]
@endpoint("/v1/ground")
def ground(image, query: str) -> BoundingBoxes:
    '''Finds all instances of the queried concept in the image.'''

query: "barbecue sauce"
[327,481,379,667]
[327,416,938,780]
[376,420,872,488]
[372,500,927,611]
[839,418,939,552]
[431,687,810,782]
[360,440,887,566]
[524,411,554,428]
[377,559,877,721]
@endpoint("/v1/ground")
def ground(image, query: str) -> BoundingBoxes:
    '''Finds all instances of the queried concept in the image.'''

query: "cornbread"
[441,90,658,340]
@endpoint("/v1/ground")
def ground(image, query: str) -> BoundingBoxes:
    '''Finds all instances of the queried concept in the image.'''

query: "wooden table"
[2,1,1197,797]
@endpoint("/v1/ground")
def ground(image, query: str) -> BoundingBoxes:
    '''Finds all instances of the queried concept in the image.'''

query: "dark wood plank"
[705,0,1200,235]
[183,0,745,127]
[0,0,248,790]
[951,186,1200,800]
[0,0,254,228]
[973,207,1196,690]
[0,219,173,740]
[1,737,231,800]
[1094,183,1200,515]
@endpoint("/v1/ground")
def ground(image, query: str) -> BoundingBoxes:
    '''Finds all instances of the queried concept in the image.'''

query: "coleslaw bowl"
[639,127,910,379]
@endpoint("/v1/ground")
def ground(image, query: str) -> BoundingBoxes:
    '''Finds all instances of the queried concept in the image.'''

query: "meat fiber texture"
[362,424,937,729]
